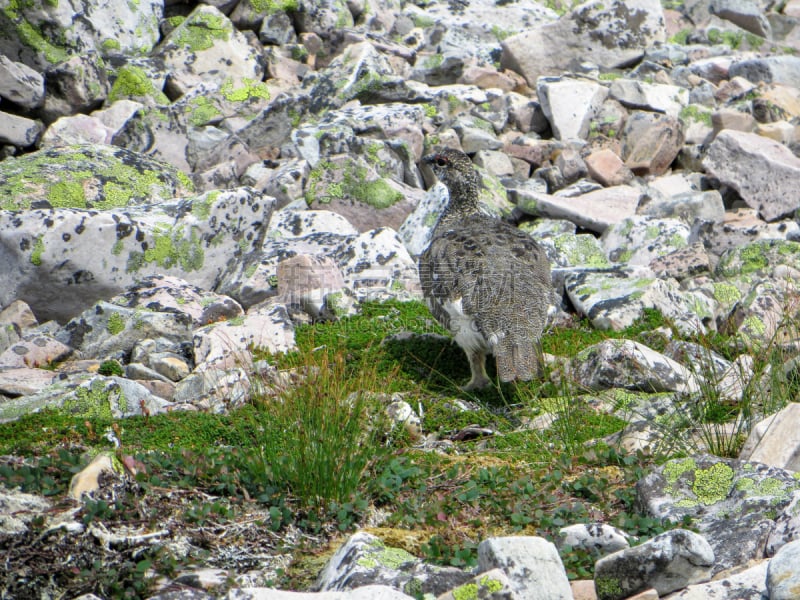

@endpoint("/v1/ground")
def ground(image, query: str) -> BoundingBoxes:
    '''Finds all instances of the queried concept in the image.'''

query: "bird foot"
[461,376,490,392]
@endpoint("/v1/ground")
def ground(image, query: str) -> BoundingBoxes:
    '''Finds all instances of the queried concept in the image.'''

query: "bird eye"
[435,157,448,167]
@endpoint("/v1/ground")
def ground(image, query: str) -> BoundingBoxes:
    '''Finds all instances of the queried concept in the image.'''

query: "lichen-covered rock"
[565,268,711,333]
[0,374,170,423]
[0,186,272,323]
[55,301,193,360]
[594,529,714,600]
[637,455,800,573]
[192,303,296,372]
[500,0,666,86]
[152,5,265,99]
[333,227,422,302]
[571,338,701,393]
[603,216,692,267]
[0,144,191,211]
[315,531,472,597]
[0,0,162,70]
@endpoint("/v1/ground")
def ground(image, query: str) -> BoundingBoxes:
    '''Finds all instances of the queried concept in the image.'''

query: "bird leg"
[463,350,490,390]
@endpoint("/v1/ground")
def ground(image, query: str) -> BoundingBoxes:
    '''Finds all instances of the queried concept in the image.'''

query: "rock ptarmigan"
[418,147,553,390]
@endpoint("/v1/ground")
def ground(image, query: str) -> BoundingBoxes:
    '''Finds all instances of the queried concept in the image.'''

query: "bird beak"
[422,154,436,166]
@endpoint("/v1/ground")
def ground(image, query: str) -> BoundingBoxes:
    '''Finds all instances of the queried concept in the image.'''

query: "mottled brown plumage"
[418,148,553,389]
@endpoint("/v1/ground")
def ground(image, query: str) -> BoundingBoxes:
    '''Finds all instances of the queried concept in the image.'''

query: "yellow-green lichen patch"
[250,0,299,13]
[188,96,222,127]
[693,462,734,505]
[62,379,126,420]
[171,10,231,52]
[551,234,611,268]
[29,236,45,266]
[221,77,271,102]
[664,457,696,485]
[355,541,417,571]
[108,65,169,104]
[141,225,205,272]
[106,312,126,336]
[712,282,742,306]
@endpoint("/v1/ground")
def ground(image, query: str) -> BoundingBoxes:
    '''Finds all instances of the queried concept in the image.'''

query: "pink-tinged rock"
[703,129,800,221]
[585,148,633,187]
[622,112,684,176]
[0,334,73,369]
[0,367,60,397]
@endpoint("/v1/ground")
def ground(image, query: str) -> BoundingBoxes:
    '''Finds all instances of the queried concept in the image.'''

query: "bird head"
[422,148,481,196]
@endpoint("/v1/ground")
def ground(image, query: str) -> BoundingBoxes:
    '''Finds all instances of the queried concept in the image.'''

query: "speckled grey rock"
[571,338,700,393]
[558,523,632,556]
[703,130,800,222]
[594,529,714,600]
[0,185,272,323]
[500,0,666,86]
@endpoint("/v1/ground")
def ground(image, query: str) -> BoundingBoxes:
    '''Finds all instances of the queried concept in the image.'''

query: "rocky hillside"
[2,0,800,598]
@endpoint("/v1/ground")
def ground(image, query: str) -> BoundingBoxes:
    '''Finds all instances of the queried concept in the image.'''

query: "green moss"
[172,10,231,51]
[29,236,44,266]
[422,103,438,118]
[5,10,69,64]
[598,72,622,81]
[107,312,126,336]
[350,178,402,209]
[111,240,124,256]
[693,462,734,505]
[707,28,743,49]
[595,576,623,600]
[668,28,692,45]
[251,0,298,12]
[423,53,444,69]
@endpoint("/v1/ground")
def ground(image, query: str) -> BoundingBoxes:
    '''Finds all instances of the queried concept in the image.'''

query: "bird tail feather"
[494,338,539,382]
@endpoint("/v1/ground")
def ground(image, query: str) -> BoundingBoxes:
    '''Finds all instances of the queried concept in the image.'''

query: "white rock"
[477,536,572,600]
[537,77,609,140]
[766,539,800,600]
[739,402,800,471]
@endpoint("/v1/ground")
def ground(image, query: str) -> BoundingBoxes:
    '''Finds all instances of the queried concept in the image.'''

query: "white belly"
[441,298,492,354]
